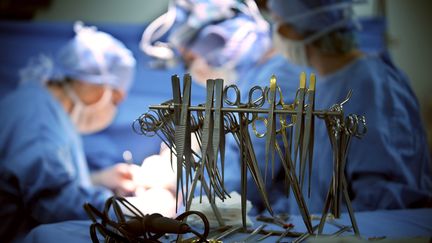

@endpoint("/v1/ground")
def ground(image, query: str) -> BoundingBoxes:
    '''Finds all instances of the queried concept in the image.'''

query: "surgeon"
[266,0,432,214]
[0,22,142,241]
[141,0,304,215]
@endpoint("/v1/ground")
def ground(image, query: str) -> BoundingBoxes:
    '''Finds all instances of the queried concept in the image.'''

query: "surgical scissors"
[136,73,367,237]
[249,110,314,233]
[264,75,277,181]
[223,101,274,227]
[223,84,266,109]
[250,84,295,135]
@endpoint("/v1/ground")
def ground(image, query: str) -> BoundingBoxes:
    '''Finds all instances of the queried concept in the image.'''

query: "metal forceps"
[329,91,353,219]
[264,75,277,181]
[248,77,293,183]
[299,73,316,197]
[172,74,193,208]
[250,92,313,234]
[234,224,267,243]
[223,84,271,227]
[339,114,366,234]
[272,77,298,190]
[269,82,296,196]
[318,91,363,236]
[315,90,351,220]
[198,79,221,201]
[252,114,314,233]
[212,79,226,194]
[292,72,307,174]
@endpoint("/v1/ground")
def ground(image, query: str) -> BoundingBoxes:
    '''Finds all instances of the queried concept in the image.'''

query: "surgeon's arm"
[346,99,431,211]
[14,141,112,223]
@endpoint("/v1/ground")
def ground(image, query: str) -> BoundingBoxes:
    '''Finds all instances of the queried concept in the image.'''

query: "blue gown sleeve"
[16,140,112,223]
[1,88,112,224]
[345,58,432,210]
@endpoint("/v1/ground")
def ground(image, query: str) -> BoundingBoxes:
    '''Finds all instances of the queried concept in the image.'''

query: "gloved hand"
[133,144,177,193]
[127,143,179,217]
[91,163,141,197]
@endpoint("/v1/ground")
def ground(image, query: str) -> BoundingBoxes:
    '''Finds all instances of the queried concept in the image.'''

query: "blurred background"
[1,0,431,162]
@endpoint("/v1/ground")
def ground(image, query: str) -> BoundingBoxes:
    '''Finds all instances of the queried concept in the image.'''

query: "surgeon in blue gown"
[0,22,140,241]
[142,0,304,215]
[266,0,432,215]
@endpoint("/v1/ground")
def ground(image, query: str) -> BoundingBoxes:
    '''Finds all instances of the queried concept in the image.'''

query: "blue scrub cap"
[185,14,271,68]
[20,21,136,91]
[141,0,271,69]
[267,0,363,35]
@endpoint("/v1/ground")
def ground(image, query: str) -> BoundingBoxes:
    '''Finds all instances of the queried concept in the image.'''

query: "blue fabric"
[0,21,208,171]
[0,83,112,242]
[53,22,136,92]
[224,53,432,215]
[21,208,432,242]
[167,1,271,70]
[267,0,359,34]
[271,54,432,215]
[355,16,387,55]
[0,19,383,172]
[18,22,136,92]
[168,0,252,48]
[187,14,271,70]
[168,0,256,48]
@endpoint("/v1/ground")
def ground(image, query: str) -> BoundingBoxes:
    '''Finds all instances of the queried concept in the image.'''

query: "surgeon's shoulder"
[365,55,415,99]
[0,83,60,126]
[340,55,384,92]
[357,54,403,82]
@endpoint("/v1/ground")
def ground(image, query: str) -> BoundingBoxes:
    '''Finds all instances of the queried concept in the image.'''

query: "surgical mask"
[65,85,117,134]
[188,57,238,86]
[272,25,309,67]
[272,16,359,67]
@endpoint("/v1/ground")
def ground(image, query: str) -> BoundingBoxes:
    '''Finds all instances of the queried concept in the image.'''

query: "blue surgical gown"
[273,54,432,215]
[224,54,303,214]
[224,53,432,216]
[0,83,112,241]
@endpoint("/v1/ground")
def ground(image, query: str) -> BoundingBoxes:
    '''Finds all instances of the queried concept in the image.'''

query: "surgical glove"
[91,163,140,197]
[133,147,177,193]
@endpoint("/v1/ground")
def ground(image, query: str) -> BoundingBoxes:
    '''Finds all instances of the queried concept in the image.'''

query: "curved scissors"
[251,84,296,138]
